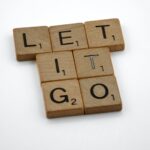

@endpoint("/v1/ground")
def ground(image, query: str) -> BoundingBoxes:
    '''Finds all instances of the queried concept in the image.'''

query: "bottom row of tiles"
[41,75,122,118]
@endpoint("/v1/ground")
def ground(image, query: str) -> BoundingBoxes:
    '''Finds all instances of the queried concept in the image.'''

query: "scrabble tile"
[79,76,122,114]
[36,51,77,82]
[85,18,125,51]
[13,26,52,61]
[49,23,88,52]
[73,47,114,78]
[42,79,84,118]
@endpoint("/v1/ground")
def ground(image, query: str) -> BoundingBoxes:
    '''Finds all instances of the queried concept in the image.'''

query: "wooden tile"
[73,48,114,78]
[13,26,52,61]
[85,18,125,51]
[79,76,122,114]
[49,23,88,52]
[42,79,84,118]
[36,51,77,82]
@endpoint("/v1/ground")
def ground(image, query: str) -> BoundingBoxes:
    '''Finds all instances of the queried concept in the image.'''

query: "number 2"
[71,98,77,105]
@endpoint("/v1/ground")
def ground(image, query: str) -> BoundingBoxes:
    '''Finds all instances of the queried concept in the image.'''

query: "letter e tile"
[49,23,88,52]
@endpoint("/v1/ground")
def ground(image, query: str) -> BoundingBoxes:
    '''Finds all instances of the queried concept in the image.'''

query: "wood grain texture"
[79,76,122,114]
[13,26,52,61]
[42,79,84,118]
[49,23,88,52]
[85,18,125,51]
[36,51,77,82]
[13,19,124,118]
[73,47,114,78]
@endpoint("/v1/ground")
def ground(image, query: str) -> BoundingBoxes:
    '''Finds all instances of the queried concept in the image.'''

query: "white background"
[0,0,150,150]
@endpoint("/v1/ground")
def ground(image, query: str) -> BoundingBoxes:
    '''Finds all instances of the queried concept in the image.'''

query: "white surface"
[0,0,150,150]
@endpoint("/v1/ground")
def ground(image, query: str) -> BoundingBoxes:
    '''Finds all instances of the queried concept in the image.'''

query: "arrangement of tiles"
[13,18,125,118]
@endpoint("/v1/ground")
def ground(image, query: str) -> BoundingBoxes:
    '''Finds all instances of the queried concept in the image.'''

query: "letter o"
[90,83,109,99]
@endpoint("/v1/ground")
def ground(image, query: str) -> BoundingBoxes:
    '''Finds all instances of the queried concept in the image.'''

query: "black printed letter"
[50,88,69,103]
[95,25,110,39]
[22,33,37,47]
[59,30,74,45]
[90,83,109,99]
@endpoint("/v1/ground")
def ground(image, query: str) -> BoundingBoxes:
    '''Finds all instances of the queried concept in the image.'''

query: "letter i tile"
[36,51,77,82]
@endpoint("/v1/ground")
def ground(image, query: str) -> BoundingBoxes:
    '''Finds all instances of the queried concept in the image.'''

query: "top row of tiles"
[13,18,125,61]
